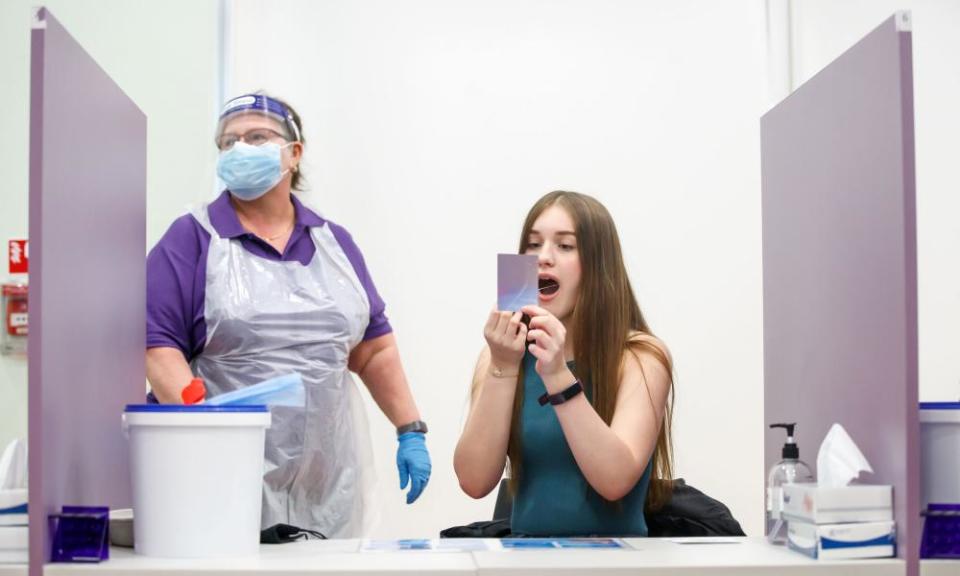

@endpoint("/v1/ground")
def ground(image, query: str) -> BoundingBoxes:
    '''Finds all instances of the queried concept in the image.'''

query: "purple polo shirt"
[147,191,392,361]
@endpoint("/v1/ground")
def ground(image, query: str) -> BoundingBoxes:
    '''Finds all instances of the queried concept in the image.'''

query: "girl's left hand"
[521,305,568,378]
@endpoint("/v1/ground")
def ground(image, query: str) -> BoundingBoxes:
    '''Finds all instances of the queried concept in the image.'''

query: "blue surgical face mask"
[217,141,291,201]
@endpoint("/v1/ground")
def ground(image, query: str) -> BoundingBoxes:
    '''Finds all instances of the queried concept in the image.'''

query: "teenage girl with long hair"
[454,191,674,536]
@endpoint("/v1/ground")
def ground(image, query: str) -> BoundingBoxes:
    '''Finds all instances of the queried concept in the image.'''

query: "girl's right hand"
[483,309,527,376]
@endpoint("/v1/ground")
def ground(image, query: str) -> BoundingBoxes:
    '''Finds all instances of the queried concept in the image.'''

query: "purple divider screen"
[28,8,146,573]
[761,12,918,572]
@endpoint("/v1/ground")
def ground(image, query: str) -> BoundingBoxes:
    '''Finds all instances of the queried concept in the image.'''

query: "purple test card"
[498,254,539,312]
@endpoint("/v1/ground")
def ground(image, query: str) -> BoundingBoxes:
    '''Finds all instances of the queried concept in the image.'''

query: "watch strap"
[538,380,584,406]
[396,420,428,436]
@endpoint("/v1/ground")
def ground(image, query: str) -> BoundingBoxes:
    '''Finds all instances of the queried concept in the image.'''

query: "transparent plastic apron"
[190,204,376,537]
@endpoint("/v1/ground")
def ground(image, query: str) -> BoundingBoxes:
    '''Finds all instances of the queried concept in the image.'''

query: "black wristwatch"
[538,380,584,406]
[396,420,428,436]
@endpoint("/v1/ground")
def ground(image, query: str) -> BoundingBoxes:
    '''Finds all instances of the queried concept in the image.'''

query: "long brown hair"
[506,191,675,510]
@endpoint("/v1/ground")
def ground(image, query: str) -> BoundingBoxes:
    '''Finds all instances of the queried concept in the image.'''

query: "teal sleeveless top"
[510,352,652,536]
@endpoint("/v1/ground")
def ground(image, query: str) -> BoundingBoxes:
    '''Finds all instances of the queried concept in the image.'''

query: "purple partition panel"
[27,8,146,573]
[761,12,918,574]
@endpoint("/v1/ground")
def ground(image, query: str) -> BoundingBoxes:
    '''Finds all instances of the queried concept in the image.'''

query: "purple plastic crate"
[49,506,109,563]
[920,503,960,559]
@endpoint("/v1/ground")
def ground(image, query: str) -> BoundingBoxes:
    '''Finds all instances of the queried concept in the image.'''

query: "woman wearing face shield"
[145,93,430,537]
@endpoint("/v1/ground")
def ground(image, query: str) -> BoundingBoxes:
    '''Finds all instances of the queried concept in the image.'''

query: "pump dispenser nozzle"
[769,422,799,459]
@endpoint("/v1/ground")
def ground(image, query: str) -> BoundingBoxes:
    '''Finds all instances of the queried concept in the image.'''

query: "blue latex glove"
[396,432,431,504]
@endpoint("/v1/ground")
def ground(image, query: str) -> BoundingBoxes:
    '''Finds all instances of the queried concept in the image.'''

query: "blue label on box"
[821,534,895,550]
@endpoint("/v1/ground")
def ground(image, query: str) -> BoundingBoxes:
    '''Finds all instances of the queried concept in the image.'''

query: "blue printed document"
[361,539,491,552]
[501,538,624,549]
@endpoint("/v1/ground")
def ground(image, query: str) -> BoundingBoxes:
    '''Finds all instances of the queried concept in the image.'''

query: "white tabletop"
[920,559,960,576]
[2,538,952,575]
[42,540,474,576]
[473,537,904,576]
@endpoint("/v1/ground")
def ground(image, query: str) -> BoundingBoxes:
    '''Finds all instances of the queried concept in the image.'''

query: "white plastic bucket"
[919,402,960,509]
[123,405,271,558]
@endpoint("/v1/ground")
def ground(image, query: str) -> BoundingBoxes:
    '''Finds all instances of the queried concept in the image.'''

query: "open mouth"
[538,277,560,296]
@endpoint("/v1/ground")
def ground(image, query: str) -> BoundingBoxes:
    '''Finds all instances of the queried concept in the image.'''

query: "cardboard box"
[782,483,892,524]
[0,525,26,550]
[787,520,895,559]
[0,490,26,527]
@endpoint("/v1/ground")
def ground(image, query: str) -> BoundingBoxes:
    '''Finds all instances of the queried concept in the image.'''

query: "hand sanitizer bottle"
[766,423,814,544]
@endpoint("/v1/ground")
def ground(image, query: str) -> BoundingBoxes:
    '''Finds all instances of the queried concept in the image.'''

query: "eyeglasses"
[216,128,288,150]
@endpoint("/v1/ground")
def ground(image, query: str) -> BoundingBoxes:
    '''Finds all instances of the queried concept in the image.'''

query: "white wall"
[788,0,960,403]
[230,0,768,538]
[0,0,221,449]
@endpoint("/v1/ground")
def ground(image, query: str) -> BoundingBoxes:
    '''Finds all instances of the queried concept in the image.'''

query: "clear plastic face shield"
[215,94,301,151]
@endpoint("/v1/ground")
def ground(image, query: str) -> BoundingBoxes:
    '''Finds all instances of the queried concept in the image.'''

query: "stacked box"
[0,489,27,564]
[782,483,894,559]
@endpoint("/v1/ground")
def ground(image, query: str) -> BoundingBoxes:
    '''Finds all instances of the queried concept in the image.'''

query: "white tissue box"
[0,489,26,510]
[0,525,27,550]
[0,549,27,564]
[787,520,895,559]
[0,490,27,527]
[782,483,892,524]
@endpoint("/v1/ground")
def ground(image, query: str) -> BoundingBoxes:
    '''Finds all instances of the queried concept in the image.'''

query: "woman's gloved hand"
[396,432,431,504]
